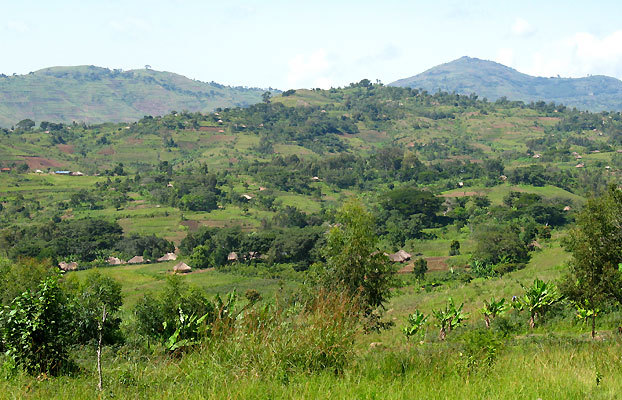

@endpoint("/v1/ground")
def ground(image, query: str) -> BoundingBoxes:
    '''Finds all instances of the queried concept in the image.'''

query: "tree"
[262,91,272,104]
[15,119,35,131]
[561,185,622,338]
[449,240,461,256]
[321,198,396,311]
[472,223,530,266]
[0,275,73,375]
[412,258,428,280]
[73,272,123,391]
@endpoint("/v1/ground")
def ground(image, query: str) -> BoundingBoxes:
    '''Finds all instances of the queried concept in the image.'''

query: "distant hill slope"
[0,66,267,127]
[390,56,622,112]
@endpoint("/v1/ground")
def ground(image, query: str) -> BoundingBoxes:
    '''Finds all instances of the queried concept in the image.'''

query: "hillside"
[1,83,621,399]
[390,56,622,112]
[0,66,267,127]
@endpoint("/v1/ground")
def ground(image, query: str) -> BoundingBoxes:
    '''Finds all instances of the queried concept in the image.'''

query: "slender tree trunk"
[529,313,535,329]
[97,304,107,392]
[591,314,596,339]
[484,315,491,328]
[439,327,446,341]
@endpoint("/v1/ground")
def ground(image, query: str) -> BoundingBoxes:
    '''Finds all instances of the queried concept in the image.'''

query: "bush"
[0,276,74,375]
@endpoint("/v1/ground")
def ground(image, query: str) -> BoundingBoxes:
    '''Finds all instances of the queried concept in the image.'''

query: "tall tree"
[561,185,622,337]
[321,198,395,310]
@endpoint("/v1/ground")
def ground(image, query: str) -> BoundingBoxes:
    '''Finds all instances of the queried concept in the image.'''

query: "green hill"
[0,66,267,127]
[390,56,622,112]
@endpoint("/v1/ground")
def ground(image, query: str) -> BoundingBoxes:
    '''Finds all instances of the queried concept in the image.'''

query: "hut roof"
[128,255,148,264]
[388,250,411,263]
[58,261,78,271]
[227,252,238,261]
[107,256,125,265]
[157,252,178,262]
[173,262,192,273]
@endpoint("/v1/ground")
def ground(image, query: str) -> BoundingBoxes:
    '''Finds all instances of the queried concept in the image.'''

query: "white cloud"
[108,17,150,33]
[6,20,29,33]
[511,18,535,37]
[286,49,332,89]
[519,30,622,79]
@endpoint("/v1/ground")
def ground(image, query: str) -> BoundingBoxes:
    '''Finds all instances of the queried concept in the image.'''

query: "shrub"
[0,276,74,375]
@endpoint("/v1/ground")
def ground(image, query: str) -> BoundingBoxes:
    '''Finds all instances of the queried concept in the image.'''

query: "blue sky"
[2,0,622,89]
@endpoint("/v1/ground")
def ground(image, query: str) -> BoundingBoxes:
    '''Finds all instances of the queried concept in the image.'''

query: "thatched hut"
[173,262,192,274]
[388,250,411,263]
[107,257,125,265]
[157,252,177,262]
[128,256,148,264]
[227,252,238,262]
[58,261,78,271]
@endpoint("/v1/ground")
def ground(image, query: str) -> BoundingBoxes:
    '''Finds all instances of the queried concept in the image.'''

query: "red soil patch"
[398,256,449,274]
[22,156,65,170]
[56,144,74,154]
[97,147,115,155]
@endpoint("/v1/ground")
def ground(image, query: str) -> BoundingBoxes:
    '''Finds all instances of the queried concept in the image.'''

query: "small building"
[227,252,238,262]
[563,206,571,212]
[0,168,11,173]
[388,250,411,263]
[71,171,84,176]
[128,255,148,264]
[58,261,78,271]
[241,194,253,200]
[107,257,125,265]
[173,262,192,274]
[157,252,177,262]
[575,163,585,168]
[55,170,71,175]
[311,176,320,181]
[35,169,43,173]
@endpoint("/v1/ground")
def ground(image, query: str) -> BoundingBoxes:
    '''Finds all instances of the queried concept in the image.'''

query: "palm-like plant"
[433,298,468,340]
[519,278,561,329]
[480,297,507,328]
[574,299,600,338]
[403,310,427,341]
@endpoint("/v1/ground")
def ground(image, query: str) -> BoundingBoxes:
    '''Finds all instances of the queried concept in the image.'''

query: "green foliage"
[321,198,396,311]
[412,258,428,280]
[0,276,74,375]
[472,223,530,266]
[71,271,123,345]
[402,310,427,341]
[518,278,561,328]
[432,298,468,340]
[480,297,507,328]
[449,240,460,256]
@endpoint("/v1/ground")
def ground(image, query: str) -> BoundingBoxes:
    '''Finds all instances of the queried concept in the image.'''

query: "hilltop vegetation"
[0,66,267,127]
[0,82,621,398]
[391,56,622,112]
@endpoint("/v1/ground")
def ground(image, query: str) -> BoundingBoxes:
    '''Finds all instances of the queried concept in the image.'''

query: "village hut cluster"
[57,252,178,272]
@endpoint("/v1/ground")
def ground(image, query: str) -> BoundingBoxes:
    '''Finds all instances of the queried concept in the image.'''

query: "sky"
[1,0,622,89]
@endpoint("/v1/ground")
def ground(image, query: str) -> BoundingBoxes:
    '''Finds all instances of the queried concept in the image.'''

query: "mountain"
[390,56,622,112]
[0,66,267,127]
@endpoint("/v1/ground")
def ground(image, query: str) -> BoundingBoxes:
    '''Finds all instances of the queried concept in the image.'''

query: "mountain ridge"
[390,56,622,112]
[0,65,267,127]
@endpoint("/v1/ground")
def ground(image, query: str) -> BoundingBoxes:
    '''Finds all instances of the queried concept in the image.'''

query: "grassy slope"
[0,66,265,127]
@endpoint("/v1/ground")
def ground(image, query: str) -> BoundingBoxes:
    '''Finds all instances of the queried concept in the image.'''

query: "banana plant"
[519,278,561,329]
[574,299,600,338]
[164,308,210,354]
[480,297,507,328]
[403,310,427,341]
[433,298,468,340]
